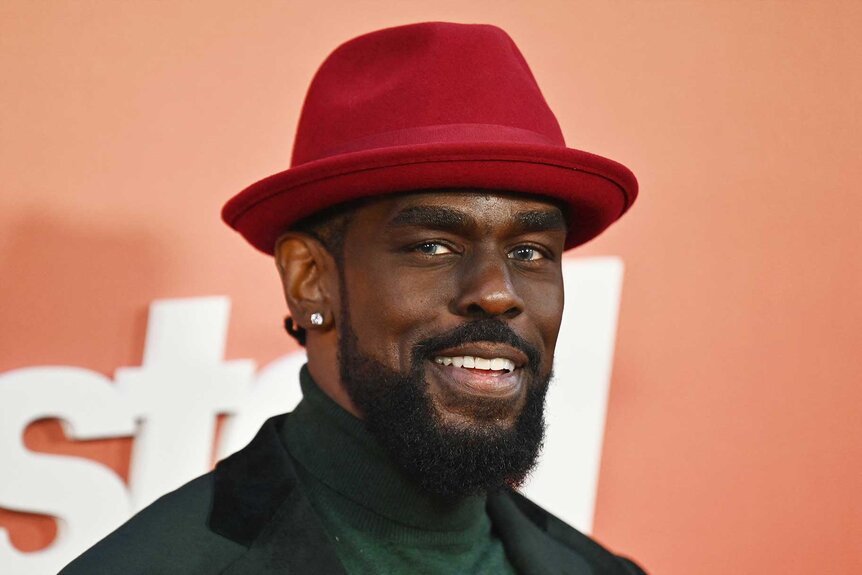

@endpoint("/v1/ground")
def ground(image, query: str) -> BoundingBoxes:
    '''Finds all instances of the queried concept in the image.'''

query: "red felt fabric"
[222,22,638,254]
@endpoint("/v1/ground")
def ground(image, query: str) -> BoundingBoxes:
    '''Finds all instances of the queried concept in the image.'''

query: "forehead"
[348,190,566,232]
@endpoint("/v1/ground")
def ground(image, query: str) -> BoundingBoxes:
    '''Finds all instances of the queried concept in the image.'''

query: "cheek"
[521,280,565,349]
[343,265,456,368]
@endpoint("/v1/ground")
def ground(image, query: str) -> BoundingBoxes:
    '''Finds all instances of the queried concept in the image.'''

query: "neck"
[305,335,361,417]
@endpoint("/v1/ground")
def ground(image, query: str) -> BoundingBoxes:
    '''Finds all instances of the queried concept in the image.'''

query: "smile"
[427,358,524,401]
[433,355,516,373]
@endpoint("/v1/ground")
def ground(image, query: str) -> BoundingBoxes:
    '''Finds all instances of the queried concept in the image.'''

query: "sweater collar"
[207,367,612,575]
[282,365,487,533]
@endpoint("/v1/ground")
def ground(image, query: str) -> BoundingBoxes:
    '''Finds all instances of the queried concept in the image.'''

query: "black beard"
[338,315,551,499]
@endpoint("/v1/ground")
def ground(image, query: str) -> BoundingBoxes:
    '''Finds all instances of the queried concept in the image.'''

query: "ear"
[274,232,337,331]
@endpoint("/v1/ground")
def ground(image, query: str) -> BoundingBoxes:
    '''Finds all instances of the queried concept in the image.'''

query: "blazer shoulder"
[59,473,245,575]
[505,490,648,575]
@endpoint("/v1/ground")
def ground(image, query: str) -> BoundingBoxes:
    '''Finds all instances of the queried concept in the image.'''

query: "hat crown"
[291,22,566,166]
[223,22,636,255]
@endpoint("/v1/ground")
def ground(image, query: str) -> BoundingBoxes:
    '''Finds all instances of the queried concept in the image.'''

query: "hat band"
[312,123,561,164]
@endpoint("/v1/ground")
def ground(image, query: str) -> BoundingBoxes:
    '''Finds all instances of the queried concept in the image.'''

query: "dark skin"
[276,190,567,430]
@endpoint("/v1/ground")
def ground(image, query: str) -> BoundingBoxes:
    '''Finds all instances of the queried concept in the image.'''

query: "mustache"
[412,319,541,375]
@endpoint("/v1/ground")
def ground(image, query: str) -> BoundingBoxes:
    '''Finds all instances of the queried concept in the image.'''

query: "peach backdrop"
[2,1,861,573]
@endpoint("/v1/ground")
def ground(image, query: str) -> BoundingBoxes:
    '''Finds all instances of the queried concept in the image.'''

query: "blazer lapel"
[219,486,346,575]
[208,415,347,575]
[488,490,636,575]
[488,491,588,575]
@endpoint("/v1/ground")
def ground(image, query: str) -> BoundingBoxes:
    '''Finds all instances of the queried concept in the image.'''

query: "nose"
[451,250,525,319]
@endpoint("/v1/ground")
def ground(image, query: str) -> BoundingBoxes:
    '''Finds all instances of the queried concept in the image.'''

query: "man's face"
[333,190,567,496]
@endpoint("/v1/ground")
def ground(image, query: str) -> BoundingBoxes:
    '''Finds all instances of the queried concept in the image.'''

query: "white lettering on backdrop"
[0,257,624,574]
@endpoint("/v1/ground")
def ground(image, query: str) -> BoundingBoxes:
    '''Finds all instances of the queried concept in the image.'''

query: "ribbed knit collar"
[281,365,487,535]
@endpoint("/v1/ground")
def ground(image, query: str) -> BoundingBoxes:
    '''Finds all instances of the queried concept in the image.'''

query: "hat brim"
[222,142,637,254]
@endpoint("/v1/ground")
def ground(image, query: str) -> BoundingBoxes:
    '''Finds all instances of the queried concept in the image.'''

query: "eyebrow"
[512,210,567,233]
[388,205,567,234]
[389,206,475,231]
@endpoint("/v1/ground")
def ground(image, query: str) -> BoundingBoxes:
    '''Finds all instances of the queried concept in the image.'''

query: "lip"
[426,357,524,400]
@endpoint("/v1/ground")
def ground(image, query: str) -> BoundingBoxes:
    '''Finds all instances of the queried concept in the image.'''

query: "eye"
[508,246,545,262]
[414,242,453,256]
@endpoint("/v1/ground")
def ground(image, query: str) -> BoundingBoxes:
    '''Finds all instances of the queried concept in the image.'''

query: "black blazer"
[61,415,646,575]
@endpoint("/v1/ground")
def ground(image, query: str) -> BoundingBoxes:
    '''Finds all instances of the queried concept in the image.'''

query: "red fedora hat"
[222,22,637,254]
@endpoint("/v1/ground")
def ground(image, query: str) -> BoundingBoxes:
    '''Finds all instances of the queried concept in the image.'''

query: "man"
[62,22,644,574]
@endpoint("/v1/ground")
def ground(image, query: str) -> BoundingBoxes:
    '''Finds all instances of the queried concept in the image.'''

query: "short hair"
[282,199,367,345]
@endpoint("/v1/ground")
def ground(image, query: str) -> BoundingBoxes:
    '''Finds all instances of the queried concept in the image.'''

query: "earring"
[310,312,324,326]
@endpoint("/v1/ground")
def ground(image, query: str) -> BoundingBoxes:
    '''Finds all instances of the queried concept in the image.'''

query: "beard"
[338,313,552,499]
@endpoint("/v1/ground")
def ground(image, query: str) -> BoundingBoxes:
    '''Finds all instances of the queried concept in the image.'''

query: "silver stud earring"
[310,312,324,326]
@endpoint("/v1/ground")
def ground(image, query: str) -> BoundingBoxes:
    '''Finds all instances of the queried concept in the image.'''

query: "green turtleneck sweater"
[281,367,518,575]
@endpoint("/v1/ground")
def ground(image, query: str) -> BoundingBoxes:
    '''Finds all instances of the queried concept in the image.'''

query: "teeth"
[432,355,516,373]
[490,358,507,371]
